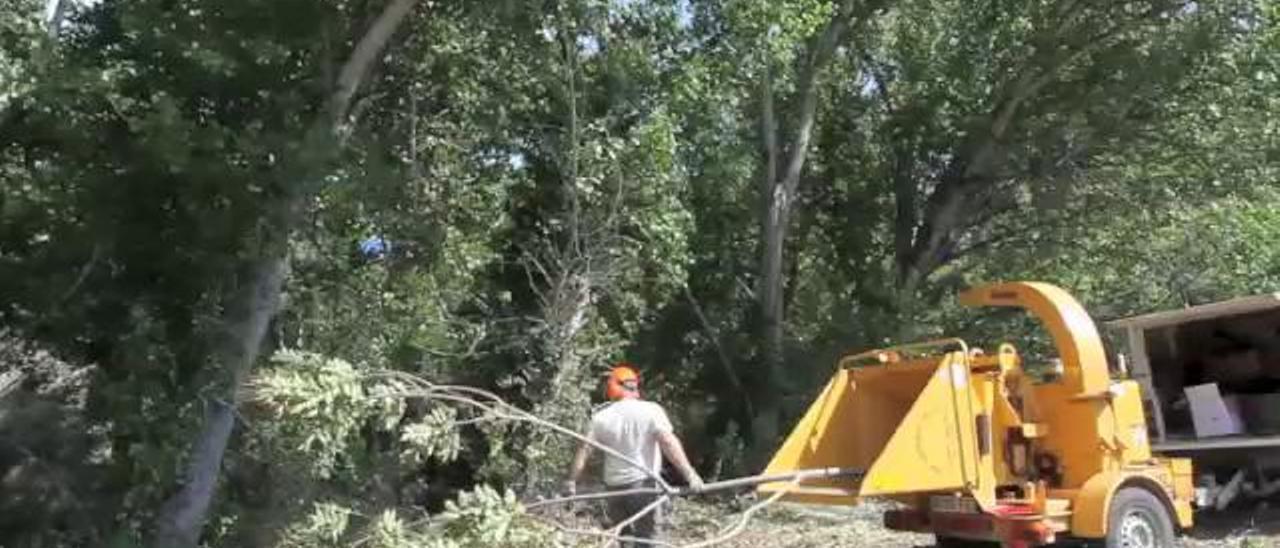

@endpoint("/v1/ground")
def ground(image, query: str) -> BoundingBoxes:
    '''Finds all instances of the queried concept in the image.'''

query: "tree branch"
[328,0,420,129]
[680,282,754,419]
[558,15,584,259]
[898,1,1178,289]
[56,241,103,304]
[778,0,858,195]
[365,371,675,493]
[947,228,1021,262]
[46,0,68,39]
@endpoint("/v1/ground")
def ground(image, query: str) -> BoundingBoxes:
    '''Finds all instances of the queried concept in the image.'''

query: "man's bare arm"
[568,437,591,486]
[657,431,704,489]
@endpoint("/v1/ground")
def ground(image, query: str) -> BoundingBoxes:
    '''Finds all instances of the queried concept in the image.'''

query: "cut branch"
[524,467,862,510]
[364,371,675,493]
[600,494,670,548]
[679,478,800,548]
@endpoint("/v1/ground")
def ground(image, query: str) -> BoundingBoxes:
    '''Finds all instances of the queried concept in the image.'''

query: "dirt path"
[1183,506,1280,547]
[663,500,1280,547]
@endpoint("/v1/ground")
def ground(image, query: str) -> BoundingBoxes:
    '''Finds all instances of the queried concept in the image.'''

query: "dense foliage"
[2,0,1278,546]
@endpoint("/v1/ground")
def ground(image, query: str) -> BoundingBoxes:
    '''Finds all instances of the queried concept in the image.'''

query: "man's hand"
[657,431,706,495]
[687,474,706,494]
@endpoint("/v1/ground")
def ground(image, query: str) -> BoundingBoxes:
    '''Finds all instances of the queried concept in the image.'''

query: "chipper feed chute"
[758,348,983,505]
[756,283,1200,547]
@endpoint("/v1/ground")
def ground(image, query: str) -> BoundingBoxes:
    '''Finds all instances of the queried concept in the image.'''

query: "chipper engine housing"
[758,282,1195,547]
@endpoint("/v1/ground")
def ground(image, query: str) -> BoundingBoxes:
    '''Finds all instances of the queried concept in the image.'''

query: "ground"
[658,499,1280,547]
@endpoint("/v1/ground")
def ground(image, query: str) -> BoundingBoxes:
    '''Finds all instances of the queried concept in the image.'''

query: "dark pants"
[604,480,661,547]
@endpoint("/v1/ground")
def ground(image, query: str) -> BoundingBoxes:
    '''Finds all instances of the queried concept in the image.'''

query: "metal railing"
[836,337,973,369]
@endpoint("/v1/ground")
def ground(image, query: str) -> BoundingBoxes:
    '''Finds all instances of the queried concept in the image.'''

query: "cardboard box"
[1185,383,1245,438]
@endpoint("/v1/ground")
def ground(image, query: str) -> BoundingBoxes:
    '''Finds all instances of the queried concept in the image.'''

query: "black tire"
[1105,488,1178,548]
[935,537,1000,548]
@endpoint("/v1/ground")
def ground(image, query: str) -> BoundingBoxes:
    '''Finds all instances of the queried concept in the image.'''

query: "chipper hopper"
[757,282,1195,547]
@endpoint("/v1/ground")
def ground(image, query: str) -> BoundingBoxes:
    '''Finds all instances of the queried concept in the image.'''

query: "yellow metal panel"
[1169,458,1195,529]
[1109,381,1153,462]
[759,354,986,502]
[1071,471,1123,538]
[1031,383,1108,487]
[1170,459,1194,499]
[758,361,938,502]
[959,282,1110,396]
[1174,500,1194,529]
[1027,379,1154,489]
[860,354,972,496]
[1071,470,1189,537]
[759,368,862,503]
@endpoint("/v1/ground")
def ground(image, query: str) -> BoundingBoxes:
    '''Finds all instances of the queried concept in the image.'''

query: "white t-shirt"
[588,399,674,486]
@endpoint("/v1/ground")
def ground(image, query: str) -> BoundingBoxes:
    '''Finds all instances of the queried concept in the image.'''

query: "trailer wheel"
[1105,488,1176,548]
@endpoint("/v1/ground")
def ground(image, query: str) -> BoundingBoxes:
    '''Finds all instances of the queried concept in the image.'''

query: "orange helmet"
[605,363,640,400]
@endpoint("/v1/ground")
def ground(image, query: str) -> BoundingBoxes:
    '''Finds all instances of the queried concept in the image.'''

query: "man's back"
[566,365,703,548]
[589,399,673,486]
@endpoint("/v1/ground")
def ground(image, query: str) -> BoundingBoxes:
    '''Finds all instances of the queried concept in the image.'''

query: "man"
[565,363,704,547]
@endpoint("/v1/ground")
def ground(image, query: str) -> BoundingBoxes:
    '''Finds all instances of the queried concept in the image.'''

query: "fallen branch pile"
[362,370,864,547]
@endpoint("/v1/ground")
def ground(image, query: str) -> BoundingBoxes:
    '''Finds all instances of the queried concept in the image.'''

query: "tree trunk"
[753,182,790,461]
[148,0,420,544]
[46,0,68,39]
[748,1,859,466]
[751,58,784,463]
[151,257,286,548]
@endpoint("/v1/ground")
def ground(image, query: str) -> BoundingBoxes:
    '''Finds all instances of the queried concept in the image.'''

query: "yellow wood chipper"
[757,282,1195,548]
